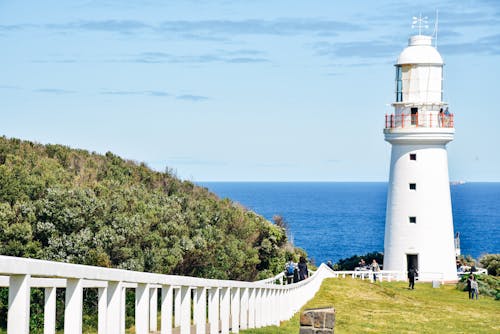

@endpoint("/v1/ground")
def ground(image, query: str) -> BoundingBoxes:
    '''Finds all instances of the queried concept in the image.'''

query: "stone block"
[300,312,313,326]
[324,309,335,329]
[299,327,315,334]
[300,307,335,333]
[315,329,334,334]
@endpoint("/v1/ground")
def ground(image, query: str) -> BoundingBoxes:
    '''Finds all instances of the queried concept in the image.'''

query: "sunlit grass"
[241,278,499,334]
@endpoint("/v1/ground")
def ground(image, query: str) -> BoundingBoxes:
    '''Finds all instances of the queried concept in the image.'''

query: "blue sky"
[1,0,499,181]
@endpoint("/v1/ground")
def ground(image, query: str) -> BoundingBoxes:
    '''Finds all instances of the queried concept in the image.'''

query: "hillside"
[0,136,297,280]
[242,278,499,333]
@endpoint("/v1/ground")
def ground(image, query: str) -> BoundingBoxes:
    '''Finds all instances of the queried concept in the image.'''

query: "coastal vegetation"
[0,135,301,331]
[241,278,499,334]
[479,253,500,276]
[332,251,383,270]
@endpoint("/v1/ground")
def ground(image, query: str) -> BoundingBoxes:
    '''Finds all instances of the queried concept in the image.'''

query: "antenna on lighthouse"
[412,13,429,35]
[433,9,439,49]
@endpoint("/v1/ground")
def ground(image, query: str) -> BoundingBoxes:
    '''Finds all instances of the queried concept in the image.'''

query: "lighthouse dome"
[397,35,443,65]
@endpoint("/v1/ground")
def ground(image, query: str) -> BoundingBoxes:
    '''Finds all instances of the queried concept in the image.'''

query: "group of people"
[467,274,480,300]
[297,257,482,298]
[359,258,418,289]
[284,256,309,284]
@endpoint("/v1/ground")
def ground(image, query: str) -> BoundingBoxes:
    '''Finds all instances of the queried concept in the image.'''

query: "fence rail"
[0,255,464,334]
[0,255,333,334]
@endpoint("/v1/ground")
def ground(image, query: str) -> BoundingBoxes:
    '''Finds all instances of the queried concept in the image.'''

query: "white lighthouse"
[383,21,457,282]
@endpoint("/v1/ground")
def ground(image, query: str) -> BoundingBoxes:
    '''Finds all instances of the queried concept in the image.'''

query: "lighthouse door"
[406,254,418,272]
[410,107,418,126]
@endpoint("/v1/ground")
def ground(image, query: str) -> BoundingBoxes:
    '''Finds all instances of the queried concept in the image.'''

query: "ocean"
[199,182,500,265]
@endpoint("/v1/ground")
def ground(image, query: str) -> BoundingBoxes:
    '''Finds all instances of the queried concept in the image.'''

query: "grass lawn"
[241,278,499,334]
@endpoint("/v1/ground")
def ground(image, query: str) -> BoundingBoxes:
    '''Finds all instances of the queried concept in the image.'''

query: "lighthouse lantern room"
[383,17,457,282]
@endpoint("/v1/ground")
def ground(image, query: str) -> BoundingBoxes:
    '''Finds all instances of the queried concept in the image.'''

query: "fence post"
[161,285,173,334]
[194,287,207,334]
[98,287,107,334]
[180,286,191,334]
[208,287,220,334]
[64,278,83,334]
[135,283,150,334]
[106,281,122,334]
[231,287,240,333]
[239,287,249,330]
[255,288,264,328]
[247,288,255,329]
[220,287,231,334]
[44,286,56,334]
[264,289,273,326]
[8,274,30,334]
[150,287,158,332]
[174,287,181,328]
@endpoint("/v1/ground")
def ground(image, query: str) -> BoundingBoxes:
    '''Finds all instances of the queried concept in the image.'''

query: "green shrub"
[0,136,304,331]
[479,254,500,276]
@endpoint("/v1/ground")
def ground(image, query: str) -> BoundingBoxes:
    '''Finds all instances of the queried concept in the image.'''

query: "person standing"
[298,257,308,281]
[408,266,417,289]
[284,259,296,284]
[371,259,380,282]
[470,276,479,300]
[467,275,473,299]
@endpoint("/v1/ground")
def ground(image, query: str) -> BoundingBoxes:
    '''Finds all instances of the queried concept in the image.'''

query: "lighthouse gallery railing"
[385,113,454,129]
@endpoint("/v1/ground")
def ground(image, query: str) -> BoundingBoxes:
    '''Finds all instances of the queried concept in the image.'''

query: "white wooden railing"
[0,255,335,334]
[0,255,470,334]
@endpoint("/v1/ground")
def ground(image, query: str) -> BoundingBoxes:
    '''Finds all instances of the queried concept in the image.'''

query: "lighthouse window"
[409,216,417,224]
[410,153,417,161]
[396,65,403,102]
[409,183,416,190]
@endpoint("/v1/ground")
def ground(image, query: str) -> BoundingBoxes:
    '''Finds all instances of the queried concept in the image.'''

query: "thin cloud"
[163,157,227,166]
[34,88,75,94]
[226,57,268,63]
[100,89,210,101]
[176,94,209,102]
[33,59,78,63]
[440,34,500,55]
[0,85,21,90]
[100,90,169,96]
[156,19,363,36]
[148,90,169,97]
[132,50,269,64]
[1,18,363,37]
[46,20,150,34]
[255,162,297,168]
[313,40,400,60]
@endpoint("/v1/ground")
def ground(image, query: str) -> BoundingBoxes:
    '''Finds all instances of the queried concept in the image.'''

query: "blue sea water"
[200,182,500,265]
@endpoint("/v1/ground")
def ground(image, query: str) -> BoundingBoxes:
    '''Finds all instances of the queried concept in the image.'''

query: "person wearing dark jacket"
[298,256,308,281]
[408,266,418,289]
[467,275,474,299]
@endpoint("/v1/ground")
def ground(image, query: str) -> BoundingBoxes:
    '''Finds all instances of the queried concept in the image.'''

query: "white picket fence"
[0,255,334,334]
[0,255,463,334]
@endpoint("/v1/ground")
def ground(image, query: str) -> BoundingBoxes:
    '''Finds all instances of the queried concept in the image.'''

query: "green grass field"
[241,278,499,334]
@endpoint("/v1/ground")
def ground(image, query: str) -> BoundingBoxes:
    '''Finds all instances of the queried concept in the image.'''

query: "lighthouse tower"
[383,22,457,281]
